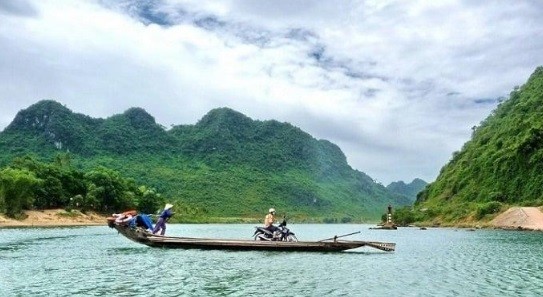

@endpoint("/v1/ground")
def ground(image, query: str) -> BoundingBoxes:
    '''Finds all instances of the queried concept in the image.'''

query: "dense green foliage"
[0,156,164,218]
[386,178,427,203]
[0,100,412,222]
[0,167,40,218]
[417,66,543,223]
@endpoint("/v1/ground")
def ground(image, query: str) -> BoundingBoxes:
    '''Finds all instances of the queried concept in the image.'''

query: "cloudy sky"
[1,0,542,185]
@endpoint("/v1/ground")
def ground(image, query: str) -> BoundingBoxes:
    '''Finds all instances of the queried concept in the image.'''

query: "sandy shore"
[2,207,543,229]
[490,207,543,231]
[0,209,107,228]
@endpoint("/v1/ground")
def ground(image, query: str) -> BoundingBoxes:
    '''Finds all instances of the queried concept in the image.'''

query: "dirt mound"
[0,209,107,227]
[491,207,543,231]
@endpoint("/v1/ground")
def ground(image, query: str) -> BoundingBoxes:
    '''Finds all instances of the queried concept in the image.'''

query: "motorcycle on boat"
[253,218,298,242]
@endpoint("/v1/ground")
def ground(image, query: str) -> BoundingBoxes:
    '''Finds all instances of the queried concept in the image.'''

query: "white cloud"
[0,0,542,184]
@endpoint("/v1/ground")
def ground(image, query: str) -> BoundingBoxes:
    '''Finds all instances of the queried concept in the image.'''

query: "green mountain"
[416,66,543,222]
[0,100,411,222]
[386,178,427,203]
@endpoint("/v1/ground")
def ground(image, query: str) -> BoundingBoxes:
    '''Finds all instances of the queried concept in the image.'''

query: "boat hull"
[111,224,395,252]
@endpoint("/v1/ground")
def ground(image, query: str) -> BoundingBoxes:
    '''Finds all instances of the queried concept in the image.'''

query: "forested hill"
[416,66,543,223]
[0,100,411,221]
[386,178,427,203]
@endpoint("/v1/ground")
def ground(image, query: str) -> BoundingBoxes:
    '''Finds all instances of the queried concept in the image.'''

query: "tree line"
[0,154,164,219]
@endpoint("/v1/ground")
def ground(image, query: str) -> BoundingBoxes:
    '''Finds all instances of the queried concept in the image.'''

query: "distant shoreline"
[0,223,104,229]
[2,207,543,230]
[0,209,107,228]
[411,206,543,231]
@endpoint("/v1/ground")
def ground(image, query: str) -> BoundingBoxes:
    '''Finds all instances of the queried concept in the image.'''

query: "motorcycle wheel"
[286,234,298,242]
[255,234,269,241]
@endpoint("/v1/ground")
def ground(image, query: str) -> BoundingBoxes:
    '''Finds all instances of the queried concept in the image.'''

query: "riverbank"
[0,210,346,227]
[0,209,106,228]
[2,207,543,230]
[490,207,543,231]
[413,206,543,231]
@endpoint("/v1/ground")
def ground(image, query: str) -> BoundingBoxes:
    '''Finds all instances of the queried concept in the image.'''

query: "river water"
[1,224,542,296]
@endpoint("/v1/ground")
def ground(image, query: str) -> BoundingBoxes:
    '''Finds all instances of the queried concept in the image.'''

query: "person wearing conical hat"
[152,203,174,235]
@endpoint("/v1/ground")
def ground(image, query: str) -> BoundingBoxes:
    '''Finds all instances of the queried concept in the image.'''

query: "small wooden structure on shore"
[109,222,396,252]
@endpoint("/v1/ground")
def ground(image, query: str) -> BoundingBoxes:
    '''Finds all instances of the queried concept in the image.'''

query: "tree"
[84,166,136,212]
[137,186,164,214]
[11,156,85,208]
[0,168,41,218]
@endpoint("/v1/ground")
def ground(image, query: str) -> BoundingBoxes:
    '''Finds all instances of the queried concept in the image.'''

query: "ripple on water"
[2,226,543,296]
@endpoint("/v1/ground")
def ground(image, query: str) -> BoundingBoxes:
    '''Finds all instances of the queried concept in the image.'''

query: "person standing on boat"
[264,208,278,232]
[152,203,174,235]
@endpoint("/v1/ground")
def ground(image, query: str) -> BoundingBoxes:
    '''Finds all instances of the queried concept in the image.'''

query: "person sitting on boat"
[152,203,174,235]
[130,213,154,232]
[107,210,137,228]
[112,210,137,224]
[264,208,278,232]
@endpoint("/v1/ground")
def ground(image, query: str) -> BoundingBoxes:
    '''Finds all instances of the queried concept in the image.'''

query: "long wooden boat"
[110,223,396,252]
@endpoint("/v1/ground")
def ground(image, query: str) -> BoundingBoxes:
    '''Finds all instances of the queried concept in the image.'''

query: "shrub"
[393,206,417,226]
[340,216,352,223]
[475,201,503,220]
